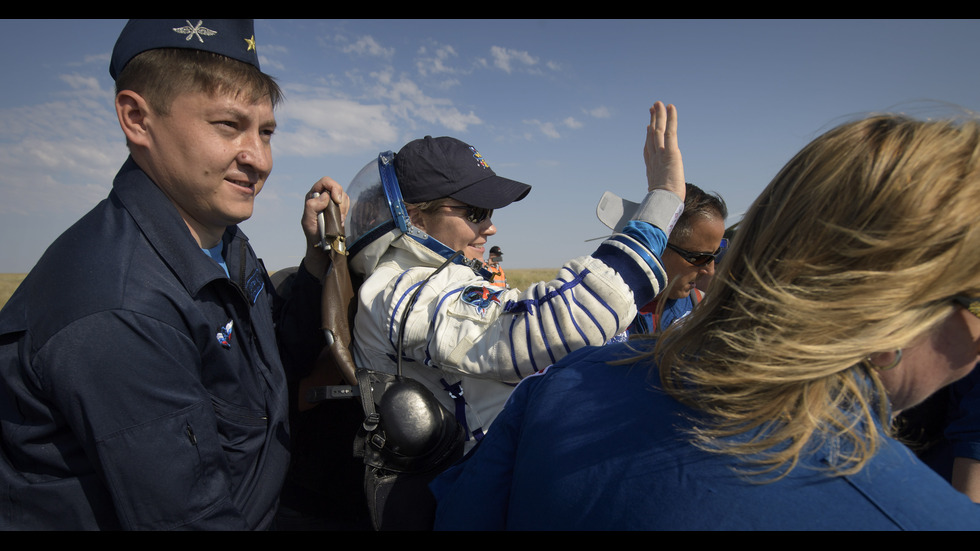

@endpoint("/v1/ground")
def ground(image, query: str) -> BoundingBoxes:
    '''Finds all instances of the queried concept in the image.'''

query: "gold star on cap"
[245,35,256,52]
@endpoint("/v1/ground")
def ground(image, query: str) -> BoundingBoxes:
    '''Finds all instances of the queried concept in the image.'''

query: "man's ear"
[115,90,151,148]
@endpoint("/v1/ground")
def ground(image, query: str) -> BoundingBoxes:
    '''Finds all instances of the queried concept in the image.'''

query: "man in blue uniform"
[0,20,346,529]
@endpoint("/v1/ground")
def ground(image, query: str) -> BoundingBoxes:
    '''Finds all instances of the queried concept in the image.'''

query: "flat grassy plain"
[0,274,26,310]
[503,268,558,292]
[0,269,558,310]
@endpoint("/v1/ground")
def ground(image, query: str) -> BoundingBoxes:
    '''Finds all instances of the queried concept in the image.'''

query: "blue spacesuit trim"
[432,287,464,323]
[423,287,464,366]
[547,293,573,356]
[522,313,538,375]
[531,286,558,367]
[592,237,661,306]
[567,284,608,344]
[498,267,628,378]
[555,282,589,353]
[552,268,590,347]
[376,151,495,281]
[389,274,425,347]
[503,272,583,315]
[348,219,395,258]
[607,234,659,271]
[378,151,412,235]
[622,219,667,254]
[508,315,523,378]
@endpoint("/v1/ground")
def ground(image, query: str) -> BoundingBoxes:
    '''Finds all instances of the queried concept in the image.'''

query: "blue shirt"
[919,365,980,481]
[945,367,980,463]
[431,342,980,530]
[628,290,701,336]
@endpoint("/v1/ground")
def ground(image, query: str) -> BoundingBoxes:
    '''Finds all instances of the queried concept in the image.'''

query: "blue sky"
[2,19,978,273]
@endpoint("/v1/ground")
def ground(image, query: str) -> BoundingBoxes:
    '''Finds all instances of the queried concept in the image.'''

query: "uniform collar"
[111,156,248,295]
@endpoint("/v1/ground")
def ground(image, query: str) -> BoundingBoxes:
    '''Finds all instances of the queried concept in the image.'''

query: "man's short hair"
[115,48,283,115]
[670,182,728,242]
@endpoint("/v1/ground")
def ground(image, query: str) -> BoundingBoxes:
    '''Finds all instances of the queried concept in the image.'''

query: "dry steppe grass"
[504,268,557,292]
[0,269,558,310]
[0,274,26,310]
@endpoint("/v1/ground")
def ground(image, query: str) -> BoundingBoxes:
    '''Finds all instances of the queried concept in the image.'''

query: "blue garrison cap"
[110,19,261,80]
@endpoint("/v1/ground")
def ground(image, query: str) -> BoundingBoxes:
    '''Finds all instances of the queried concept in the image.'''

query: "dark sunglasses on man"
[666,238,729,267]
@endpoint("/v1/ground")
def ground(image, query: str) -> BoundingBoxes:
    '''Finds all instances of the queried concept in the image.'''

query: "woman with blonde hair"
[431,112,980,530]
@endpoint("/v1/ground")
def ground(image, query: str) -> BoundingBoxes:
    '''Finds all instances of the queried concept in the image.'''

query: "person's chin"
[219,205,254,226]
[671,286,694,300]
[466,245,485,260]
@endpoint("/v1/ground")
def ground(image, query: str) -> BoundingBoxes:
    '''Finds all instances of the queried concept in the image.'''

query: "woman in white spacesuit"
[345,101,686,447]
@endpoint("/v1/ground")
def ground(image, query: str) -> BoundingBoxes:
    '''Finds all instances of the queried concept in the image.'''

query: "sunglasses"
[666,238,728,267]
[441,204,494,224]
[953,295,980,320]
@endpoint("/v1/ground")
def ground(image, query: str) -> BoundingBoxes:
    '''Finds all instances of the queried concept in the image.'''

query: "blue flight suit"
[0,157,322,529]
[432,342,980,530]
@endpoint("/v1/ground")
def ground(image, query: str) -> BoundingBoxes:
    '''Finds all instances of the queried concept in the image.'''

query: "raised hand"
[644,101,685,201]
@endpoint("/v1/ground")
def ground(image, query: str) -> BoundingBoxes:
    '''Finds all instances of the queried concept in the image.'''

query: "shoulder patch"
[460,285,504,317]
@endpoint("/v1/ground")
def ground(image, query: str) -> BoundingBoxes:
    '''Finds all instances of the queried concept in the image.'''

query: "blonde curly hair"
[651,113,980,479]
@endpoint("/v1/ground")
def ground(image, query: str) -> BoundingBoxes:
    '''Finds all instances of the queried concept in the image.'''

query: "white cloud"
[58,73,103,95]
[585,105,612,119]
[342,35,394,58]
[369,69,482,133]
[275,64,484,156]
[490,46,538,74]
[0,134,122,216]
[257,43,290,72]
[524,119,560,139]
[0,73,125,216]
[275,98,398,156]
[522,115,586,140]
[416,43,460,77]
[76,52,111,67]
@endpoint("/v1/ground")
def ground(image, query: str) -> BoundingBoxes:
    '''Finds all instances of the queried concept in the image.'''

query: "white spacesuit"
[346,138,681,447]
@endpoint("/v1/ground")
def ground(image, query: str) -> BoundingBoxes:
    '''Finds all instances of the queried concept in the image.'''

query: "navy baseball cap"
[394,136,531,210]
[110,19,261,80]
